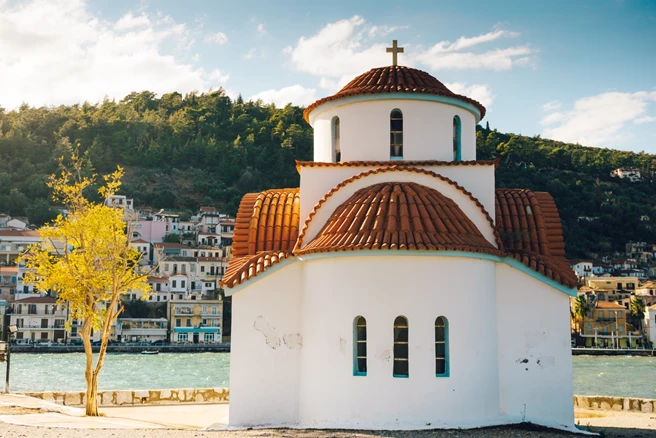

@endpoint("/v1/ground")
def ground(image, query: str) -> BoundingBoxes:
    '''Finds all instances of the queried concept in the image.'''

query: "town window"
[353,316,367,376]
[453,116,461,162]
[176,318,181,327]
[186,318,191,327]
[435,316,449,376]
[393,316,409,377]
[390,109,403,159]
[181,281,186,288]
[332,116,341,163]
[172,280,177,288]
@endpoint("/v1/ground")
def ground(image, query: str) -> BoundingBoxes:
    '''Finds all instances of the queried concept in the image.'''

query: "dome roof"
[303,65,487,122]
[296,181,501,255]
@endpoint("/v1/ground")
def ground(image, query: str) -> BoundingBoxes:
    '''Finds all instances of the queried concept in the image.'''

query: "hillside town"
[570,241,656,349]
[0,197,234,346]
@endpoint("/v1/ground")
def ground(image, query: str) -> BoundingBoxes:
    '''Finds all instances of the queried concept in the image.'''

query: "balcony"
[174,308,193,315]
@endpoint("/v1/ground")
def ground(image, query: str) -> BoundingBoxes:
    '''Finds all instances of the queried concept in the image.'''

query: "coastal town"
[0,198,233,346]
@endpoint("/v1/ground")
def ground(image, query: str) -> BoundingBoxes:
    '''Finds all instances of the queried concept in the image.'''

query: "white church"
[222,41,578,431]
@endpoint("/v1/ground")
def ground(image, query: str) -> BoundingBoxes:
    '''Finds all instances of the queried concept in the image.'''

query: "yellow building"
[167,299,223,344]
[583,276,639,301]
[580,301,639,348]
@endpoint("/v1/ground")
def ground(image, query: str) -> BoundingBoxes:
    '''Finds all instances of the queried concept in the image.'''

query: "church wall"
[299,169,498,249]
[296,255,502,429]
[299,165,496,230]
[228,261,304,427]
[311,98,477,163]
[495,263,575,429]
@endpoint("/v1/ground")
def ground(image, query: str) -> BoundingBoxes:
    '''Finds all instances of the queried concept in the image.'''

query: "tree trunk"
[85,372,99,416]
[81,319,99,416]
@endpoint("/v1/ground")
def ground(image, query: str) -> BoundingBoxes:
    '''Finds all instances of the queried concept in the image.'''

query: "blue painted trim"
[436,316,450,378]
[308,93,482,123]
[173,327,220,333]
[453,115,462,163]
[390,156,404,161]
[393,375,409,378]
[298,250,577,297]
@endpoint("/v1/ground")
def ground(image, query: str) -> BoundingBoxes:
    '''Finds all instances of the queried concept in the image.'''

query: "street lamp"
[1,325,18,393]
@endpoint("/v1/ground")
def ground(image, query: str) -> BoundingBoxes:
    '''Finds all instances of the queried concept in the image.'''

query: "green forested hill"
[1,90,655,258]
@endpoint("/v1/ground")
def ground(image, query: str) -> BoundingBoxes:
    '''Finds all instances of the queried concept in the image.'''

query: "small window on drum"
[332,116,341,163]
[390,109,403,160]
[353,316,367,376]
[453,116,461,162]
[393,316,409,377]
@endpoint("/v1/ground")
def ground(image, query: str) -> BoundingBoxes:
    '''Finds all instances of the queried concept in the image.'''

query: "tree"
[20,152,155,416]
[163,233,181,243]
[630,296,646,333]
[573,295,591,334]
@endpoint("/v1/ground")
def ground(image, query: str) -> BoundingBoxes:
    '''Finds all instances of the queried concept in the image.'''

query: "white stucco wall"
[495,263,575,429]
[296,254,502,429]
[310,98,477,163]
[228,261,303,427]
[299,169,498,248]
[299,165,496,231]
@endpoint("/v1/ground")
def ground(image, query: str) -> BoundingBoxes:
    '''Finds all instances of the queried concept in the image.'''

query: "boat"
[140,350,159,355]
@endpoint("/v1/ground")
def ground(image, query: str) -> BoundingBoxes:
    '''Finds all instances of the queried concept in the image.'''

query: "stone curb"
[574,395,656,413]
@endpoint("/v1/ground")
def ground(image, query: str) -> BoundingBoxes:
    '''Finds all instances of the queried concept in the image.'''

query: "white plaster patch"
[375,349,391,361]
[339,337,346,352]
[524,331,546,349]
[537,356,555,369]
[283,333,303,350]
[253,316,281,349]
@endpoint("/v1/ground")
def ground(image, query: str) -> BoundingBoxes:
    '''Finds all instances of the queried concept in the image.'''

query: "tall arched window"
[435,316,449,377]
[390,109,403,160]
[353,316,367,376]
[453,116,461,162]
[332,116,341,163]
[393,316,409,377]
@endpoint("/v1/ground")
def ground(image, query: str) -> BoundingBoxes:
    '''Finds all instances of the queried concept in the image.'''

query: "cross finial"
[386,40,404,66]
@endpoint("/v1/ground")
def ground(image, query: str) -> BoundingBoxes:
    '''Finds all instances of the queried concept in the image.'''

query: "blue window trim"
[331,116,340,163]
[453,115,462,163]
[390,108,403,160]
[353,315,367,376]
[390,156,404,161]
[435,316,450,378]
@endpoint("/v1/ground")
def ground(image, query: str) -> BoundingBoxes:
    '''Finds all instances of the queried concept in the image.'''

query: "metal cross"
[386,40,404,66]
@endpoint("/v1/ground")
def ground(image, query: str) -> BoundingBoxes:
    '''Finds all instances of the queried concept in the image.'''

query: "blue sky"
[1,0,655,152]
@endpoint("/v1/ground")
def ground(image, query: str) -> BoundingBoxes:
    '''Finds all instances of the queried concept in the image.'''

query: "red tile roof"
[0,230,40,237]
[595,302,626,310]
[232,188,300,258]
[15,296,57,303]
[296,159,499,173]
[223,172,576,289]
[296,182,502,256]
[304,66,486,122]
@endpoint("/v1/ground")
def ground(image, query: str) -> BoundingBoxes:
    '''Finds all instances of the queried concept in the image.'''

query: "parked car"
[152,340,165,346]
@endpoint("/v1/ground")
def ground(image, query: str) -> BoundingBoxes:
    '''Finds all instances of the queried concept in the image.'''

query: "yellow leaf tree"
[20,153,153,416]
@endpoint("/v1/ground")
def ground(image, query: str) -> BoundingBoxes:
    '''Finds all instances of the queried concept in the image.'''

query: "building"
[115,318,168,343]
[570,260,592,281]
[583,276,639,301]
[579,301,639,348]
[132,220,167,243]
[610,167,642,182]
[644,304,656,347]
[0,230,41,266]
[130,239,151,265]
[0,266,17,301]
[154,211,180,234]
[167,299,223,344]
[609,258,638,271]
[592,262,612,276]
[10,296,67,343]
[222,50,577,431]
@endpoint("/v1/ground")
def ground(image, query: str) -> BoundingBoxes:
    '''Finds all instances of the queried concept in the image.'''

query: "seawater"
[1,353,655,398]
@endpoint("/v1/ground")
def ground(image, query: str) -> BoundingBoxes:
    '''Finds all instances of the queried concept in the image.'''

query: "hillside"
[1,90,655,258]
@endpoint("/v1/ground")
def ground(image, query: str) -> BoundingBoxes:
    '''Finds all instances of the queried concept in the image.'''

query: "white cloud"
[541,91,656,146]
[244,48,256,60]
[0,0,229,109]
[208,69,230,84]
[257,23,266,34]
[284,16,534,88]
[541,100,561,111]
[249,85,317,107]
[444,83,495,107]
[204,31,228,45]
[635,116,656,125]
[367,25,408,38]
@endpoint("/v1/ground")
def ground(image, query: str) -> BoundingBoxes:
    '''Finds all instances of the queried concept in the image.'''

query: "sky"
[0,0,655,152]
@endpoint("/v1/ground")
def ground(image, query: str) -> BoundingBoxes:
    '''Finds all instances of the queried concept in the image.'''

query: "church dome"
[296,181,501,255]
[303,65,487,122]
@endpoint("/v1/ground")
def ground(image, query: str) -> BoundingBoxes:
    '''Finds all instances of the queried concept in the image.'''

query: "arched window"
[435,316,449,377]
[453,116,461,162]
[332,116,341,163]
[390,109,403,159]
[353,316,367,375]
[393,316,409,377]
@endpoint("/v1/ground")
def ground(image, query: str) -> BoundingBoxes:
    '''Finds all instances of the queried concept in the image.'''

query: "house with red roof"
[223,43,577,432]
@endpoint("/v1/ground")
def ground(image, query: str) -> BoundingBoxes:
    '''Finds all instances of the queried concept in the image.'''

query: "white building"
[610,167,642,182]
[10,296,67,343]
[222,52,578,431]
[644,304,656,347]
[115,318,168,343]
[570,260,592,280]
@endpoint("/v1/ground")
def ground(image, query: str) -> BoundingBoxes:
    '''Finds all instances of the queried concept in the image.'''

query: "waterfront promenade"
[1,393,656,437]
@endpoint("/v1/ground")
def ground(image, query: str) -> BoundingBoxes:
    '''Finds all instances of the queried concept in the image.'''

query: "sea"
[1,353,655,399]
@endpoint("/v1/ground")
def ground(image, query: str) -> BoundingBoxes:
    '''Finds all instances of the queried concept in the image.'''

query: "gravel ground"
[1,406,655,438]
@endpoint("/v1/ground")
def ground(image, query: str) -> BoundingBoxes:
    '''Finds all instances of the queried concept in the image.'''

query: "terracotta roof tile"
[295,159,499,172]
[304,66,486,122]
[14,296,57,303]
[296,182,503,256]
[595,302,626,310]
[221,251,291,288]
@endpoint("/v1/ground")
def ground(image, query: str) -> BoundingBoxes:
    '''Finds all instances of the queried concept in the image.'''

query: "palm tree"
[630,296,646,333]
[573,295,590,335]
